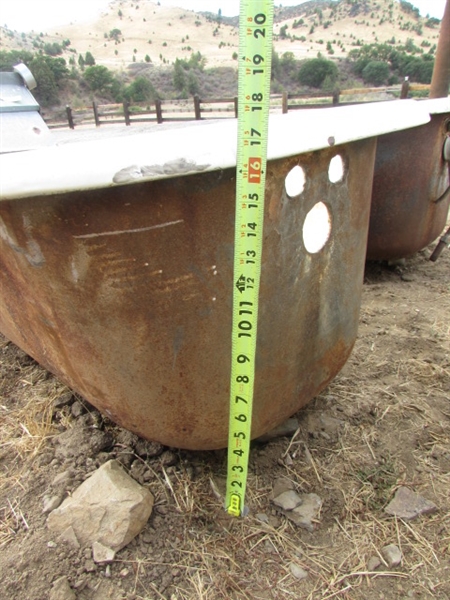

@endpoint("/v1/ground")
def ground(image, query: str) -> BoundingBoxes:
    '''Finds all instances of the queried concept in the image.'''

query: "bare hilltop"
[1,0,442,70]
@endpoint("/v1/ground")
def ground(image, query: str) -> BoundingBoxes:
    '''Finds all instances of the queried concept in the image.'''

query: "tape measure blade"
[225,0,274,517]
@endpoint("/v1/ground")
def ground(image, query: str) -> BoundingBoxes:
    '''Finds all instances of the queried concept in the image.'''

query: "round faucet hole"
[285,165,306,197]
[303,202,331,254]
[328,154,344,183]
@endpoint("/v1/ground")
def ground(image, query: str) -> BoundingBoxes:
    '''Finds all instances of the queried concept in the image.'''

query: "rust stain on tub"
[0,142,376,449]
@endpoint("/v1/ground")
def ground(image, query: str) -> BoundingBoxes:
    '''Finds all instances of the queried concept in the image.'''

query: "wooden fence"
[42,81,430,130]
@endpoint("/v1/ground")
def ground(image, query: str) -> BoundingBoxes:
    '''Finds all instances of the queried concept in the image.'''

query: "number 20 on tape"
[225,0,274,518]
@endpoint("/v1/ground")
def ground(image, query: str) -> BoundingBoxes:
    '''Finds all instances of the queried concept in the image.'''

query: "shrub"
[29,55,60,106]
[44,42,63,56]
[109,28,122,42]
[403,58,434,83]
[123,76,157,102]
[361,60,389,85]
[298,57,338,88]
[83,65,114,93]
[85,51,95,66]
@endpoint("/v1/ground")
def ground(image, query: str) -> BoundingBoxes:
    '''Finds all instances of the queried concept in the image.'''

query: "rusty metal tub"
[0,101,430,449]
[367,97,450,261]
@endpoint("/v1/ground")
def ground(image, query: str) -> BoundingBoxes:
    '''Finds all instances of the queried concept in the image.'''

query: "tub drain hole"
[303,202,331,254]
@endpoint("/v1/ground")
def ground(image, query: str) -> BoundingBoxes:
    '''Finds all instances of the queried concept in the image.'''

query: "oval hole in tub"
[285,165,306,197]
[303,202,331,254]
[328,154,344,183]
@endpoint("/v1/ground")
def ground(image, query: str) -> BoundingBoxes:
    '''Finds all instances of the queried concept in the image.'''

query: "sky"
[0,0,446,32]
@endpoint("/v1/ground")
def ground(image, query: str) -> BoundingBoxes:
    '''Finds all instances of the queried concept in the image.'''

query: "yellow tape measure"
[225,0,274,517]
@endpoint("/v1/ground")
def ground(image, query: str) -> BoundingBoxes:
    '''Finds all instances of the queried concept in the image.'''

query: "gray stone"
[52,470,75,488]
[284,494,322,532]
[381,544,402,568]
[53,425,114,460]
[71,401,85,418]
[256,418,299,442]
[160,450,178,467]
[272,477,294,498]
[256,513,269,524]
[134,439,164,458]
[49,576,76,600]
[385,487,437,520]
[47,460,154,551]
[367,556,381,571]
[92,541,115,564]
[319,414,344,434]
[43,494,64,514]
[53,393,74,409]
[59,525,81,549]
[84,560,96,573]
[284,454,294,466]
[289,563,308,580]
[273,490,303,511]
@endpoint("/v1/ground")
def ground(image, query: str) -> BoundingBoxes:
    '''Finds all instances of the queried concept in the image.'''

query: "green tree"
[0,49,34,70]
[187,71,200,95]
[29,55,59,106]
[403,57,434,83]
[44,56,69,82]
[83,65,114,93]
[361,60,389,85]
[280,24,289,39]
[109,28,122,42]
[85,51,95,66]
[123,76,157,101]
[298,57,338,88]
[44,42,63,56]
[271,48,281,80]
[173,59,186,91]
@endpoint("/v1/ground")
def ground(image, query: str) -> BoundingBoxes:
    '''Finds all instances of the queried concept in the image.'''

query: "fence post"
[93,101,100,127]
[282,91,288,114]
[123,101,131,126]
[400,77,410,99]
[332,89,340,105]
[66,105,74,129]
[234,97,238,118]
[155,99,163,124]
[194,95,201,120]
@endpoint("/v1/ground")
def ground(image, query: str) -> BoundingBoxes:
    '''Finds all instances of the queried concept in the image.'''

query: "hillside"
[0,0,441,70]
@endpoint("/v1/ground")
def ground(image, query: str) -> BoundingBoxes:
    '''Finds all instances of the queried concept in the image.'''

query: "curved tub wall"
[367,100,450,261]
[0,140,375,449]
[0,102,432,449]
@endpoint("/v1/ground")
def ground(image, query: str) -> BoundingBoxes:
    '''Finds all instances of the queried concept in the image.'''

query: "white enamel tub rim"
[419,96,450,114]
[0,99,432,201]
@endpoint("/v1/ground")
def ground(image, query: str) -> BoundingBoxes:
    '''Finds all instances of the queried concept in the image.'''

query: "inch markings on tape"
[225,0,274,518]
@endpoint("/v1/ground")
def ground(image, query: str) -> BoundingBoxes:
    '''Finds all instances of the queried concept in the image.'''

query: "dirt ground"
[0,230,449,599]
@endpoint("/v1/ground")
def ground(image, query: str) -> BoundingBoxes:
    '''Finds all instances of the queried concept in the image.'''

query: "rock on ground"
[289,563,308,580]
[47,460,154,551]
[384,486,437,520]
[272,479,322,532]
[381,544,402,568]
[53,424,114,460]
[49,576,76,600]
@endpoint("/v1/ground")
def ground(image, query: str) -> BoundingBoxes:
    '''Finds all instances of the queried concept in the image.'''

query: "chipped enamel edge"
[0,99,436,200]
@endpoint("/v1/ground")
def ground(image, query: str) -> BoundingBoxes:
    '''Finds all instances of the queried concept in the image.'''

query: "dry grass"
[0,343,62,488]
[1,244,449,598]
